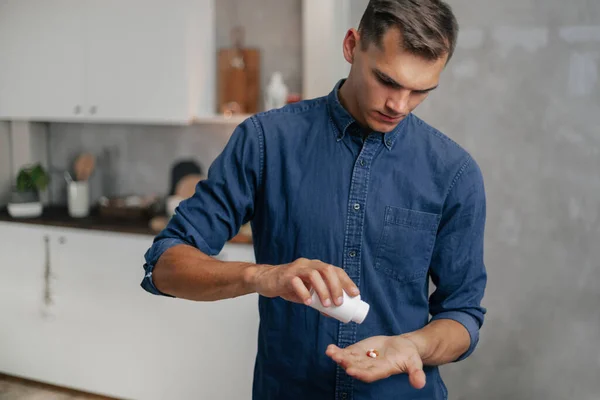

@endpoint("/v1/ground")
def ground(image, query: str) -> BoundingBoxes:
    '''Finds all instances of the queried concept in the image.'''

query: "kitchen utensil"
[165,174,203,217]
[217,26,260,114]
[169,160,203,196]
[174,174,203,199]
[64,171,74,184]
[74,152,95,181]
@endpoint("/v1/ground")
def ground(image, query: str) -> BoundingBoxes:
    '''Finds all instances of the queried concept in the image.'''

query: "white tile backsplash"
[47,122,236,205]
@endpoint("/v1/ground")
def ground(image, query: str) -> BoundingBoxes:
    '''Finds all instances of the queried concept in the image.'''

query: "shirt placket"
[335,135,381,400]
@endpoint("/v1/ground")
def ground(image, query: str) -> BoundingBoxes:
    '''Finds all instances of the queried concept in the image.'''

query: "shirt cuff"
[430,311,481,361]
[140,238,189,298]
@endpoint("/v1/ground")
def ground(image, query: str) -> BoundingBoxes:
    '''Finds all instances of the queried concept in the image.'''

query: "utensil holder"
[68,181,90,218]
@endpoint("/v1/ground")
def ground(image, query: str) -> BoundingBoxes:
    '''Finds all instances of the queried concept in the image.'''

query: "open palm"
[325,335,426,388]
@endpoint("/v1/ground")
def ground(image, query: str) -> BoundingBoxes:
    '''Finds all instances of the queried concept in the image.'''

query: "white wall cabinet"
[0,222,259,400]
[0,0,215,124]
[0,0,86,121]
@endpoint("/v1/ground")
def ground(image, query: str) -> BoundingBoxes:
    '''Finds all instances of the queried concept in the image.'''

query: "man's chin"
[366,116,403,134]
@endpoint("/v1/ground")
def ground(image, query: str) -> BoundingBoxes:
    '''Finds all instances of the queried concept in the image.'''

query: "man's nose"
[385,89,411,116]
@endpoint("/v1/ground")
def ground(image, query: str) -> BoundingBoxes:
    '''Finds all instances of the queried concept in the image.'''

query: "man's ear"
[343,28,360,64]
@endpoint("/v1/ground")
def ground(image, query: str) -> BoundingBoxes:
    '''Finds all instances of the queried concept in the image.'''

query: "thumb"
[406,356,426,389]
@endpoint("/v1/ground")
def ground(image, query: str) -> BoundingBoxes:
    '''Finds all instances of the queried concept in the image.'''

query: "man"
[141,0,487,398]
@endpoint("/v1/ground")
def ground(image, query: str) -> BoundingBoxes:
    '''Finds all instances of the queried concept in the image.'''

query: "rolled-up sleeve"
[428,156,488,361]
[141,117,264,297]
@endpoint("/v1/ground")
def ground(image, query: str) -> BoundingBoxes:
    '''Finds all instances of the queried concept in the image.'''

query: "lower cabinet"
[0,222,259,400]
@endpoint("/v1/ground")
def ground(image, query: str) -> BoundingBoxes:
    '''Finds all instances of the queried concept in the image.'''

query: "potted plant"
[7,163,50,218]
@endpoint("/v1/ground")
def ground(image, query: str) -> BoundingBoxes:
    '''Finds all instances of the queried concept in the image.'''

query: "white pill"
[366,348,379,358]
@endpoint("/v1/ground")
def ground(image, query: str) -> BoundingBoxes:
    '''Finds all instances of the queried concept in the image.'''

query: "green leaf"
[15,163,50,192]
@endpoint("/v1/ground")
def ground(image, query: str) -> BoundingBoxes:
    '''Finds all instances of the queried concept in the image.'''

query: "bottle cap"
[352,300,370,324]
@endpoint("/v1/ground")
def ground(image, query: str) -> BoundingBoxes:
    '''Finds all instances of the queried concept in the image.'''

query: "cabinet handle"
[90,106,97,115]
[74,105,81,114]
[43,235,53,306]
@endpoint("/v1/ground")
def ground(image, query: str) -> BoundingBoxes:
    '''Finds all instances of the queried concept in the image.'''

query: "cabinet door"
[217,243,257,263]
[0,223,54,379]
[83,0,203,124]
[0,0,85,120]
[50,229,259,400]
[44,229,155,399]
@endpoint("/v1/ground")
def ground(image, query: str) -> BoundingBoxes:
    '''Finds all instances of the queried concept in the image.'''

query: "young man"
[141,0,487,398]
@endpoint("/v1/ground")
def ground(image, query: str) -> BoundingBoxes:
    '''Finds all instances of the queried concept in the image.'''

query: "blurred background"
[0,0,599,399]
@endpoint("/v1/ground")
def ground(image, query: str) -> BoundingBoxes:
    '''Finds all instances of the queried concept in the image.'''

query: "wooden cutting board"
[217,27,260,115]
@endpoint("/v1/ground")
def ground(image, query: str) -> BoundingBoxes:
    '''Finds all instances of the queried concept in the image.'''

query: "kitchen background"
[1,0,600,400]
[0,0,304,206]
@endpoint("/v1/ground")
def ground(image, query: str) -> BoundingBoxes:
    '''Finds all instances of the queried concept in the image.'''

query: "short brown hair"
[358,0,459,62]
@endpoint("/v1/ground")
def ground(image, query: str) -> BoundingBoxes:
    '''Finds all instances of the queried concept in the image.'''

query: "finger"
[328,344,366,366]
[326,344,340,355]
[326,344,355,367]
[337,269,360,297]
[325,344,341,360]
[327,346,364,368]
[319,263,344,306]
[290,276,312,305]
[406,356,426,389]
[326,344,349,361]
[307,268,332,307]
[408,368,426,389]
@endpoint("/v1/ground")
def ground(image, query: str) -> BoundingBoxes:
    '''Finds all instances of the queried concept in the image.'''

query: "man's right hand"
[248,258,359,307]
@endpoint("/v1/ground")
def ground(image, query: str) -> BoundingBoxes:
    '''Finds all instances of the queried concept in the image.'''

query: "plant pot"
[7,189,42,218]
[10,190,39,204]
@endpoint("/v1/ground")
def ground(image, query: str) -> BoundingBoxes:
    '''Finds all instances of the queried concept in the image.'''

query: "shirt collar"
[326,79,409,150]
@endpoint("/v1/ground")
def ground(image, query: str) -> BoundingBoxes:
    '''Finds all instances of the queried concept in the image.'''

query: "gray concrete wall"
[412,1,600,399]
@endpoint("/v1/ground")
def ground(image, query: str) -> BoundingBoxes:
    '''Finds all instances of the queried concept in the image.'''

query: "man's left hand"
[325,335,426,388]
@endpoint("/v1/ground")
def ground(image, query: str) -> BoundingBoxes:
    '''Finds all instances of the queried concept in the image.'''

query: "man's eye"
[378,76,394,87]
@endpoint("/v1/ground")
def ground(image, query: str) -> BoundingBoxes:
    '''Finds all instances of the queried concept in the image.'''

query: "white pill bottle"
[308,289,370,324]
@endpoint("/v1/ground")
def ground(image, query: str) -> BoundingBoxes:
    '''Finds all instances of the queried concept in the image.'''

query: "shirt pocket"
[374,206,441,284]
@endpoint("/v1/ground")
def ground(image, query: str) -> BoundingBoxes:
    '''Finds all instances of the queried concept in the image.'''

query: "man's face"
[344,27,448,133]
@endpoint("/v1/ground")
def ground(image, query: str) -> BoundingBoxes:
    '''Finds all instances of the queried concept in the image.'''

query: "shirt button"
[353,203,360,211]
[359,159,366,166]
[386,140,392,147]
[349,251,356,258]
[341,394,348,400]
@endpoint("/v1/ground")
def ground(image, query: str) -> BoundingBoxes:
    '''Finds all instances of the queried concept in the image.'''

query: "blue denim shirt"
[141,79,487,400]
